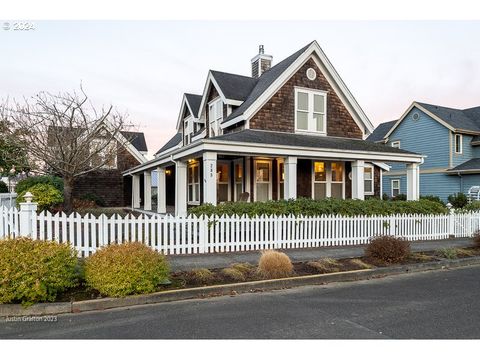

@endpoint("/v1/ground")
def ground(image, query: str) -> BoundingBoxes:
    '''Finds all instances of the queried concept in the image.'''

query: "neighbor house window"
[208,99,223,137]
[90,139,117,169]
[254,160,271,202]
[391,141,401,149]
[364,165,374,195]
[187,162,200,204]
[391,179,400,197]
[217,162,230,202]
[455,134,463,154]
[295,88,327,134]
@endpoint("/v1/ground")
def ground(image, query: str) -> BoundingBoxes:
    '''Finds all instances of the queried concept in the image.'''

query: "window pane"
[279,163,284,182]
[256,183,269,202]
[256,162,270,182]
[188,166,193,183]
[216,101,223,120]
[297,111,308,130]
[314,113,324,132]
[235,163,242,182]
[217,184,229,202]
[331,162,343,182]
[314,162,326,182]
[364,167,372,180]
[364,180,372,193]
[188,185,193,201]
[314,94,325,113]
[314,183,327,200]
[331,183,343,199]
[297,92,308,111]
[236,183,243,201]
[279,183,284,200]
[217,163,229,183]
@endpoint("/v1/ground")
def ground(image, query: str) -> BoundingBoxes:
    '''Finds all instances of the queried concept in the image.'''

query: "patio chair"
[238,192,250,202]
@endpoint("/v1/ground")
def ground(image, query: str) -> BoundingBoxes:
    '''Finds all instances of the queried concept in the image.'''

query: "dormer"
[176,93,202,146]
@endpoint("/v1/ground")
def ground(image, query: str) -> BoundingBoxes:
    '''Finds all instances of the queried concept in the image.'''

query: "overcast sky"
[1,20,479,156]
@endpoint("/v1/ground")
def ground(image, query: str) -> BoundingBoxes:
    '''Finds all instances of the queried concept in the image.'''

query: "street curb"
[2,256,480,317]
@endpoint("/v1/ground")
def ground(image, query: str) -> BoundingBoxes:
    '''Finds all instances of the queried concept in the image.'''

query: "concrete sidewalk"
[168,237,474,271]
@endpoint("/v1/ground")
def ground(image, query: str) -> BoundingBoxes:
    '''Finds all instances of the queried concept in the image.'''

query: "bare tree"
[1,88,133,212]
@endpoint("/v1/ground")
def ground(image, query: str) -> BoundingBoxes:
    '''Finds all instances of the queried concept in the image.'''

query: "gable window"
[391,141,401,149]
[364,164,374,195]
[455,134,463,154]
[295,88,327,134]
[391,179,400,198]
[187,161,200,204]
[208,99,223,137]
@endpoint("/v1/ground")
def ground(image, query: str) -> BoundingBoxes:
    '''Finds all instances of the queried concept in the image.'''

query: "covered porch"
[123,130,424,216]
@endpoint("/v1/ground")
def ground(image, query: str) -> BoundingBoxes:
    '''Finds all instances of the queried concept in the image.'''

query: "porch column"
[157,166,166,213]
[351,160,365,200]
[144,171,152,211]
[284,156,297,199]
[132,174,141,208]
[407,163,420,200]
[203,152,217,205]
[175,160,188,216]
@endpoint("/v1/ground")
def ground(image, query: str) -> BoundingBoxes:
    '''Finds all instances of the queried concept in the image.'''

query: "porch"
[124,130,424,216]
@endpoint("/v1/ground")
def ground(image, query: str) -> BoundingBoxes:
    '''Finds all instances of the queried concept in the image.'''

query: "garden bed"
[49,246,480,303]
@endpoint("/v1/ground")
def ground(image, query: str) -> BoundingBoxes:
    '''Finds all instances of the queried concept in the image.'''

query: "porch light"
[165,170,172,175]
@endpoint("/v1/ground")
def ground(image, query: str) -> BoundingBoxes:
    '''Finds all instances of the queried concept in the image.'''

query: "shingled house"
[124,41,424,215]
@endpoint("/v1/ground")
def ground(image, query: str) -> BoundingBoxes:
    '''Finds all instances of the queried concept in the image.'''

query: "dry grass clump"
[409,253,434,262]
[221,267,246,282]
[231,263,255,275]
[185,268,215,285]
[455,248,476,257]
[257,250,293,279]
[365,235,411,264]
[307,258,340,273]
[349,258,373,269]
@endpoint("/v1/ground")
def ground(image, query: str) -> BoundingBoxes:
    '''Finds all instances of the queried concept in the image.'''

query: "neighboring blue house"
[368,101,480,202]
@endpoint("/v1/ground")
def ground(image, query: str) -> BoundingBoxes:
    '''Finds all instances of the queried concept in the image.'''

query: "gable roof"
[121,131,148,152]
[367,120,397,142]
[220,41,374,136]
[384,101,480,141]
[210,71,258,102]
[184,93,202,116]
[154,132,182,156]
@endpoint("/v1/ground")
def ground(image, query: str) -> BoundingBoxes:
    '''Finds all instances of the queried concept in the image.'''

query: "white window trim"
[391,141,401,149]
[277,158,285,200]
[208,97,223,138]
[254,159,272,202]
[217,160,231,202]
[364,164,374,196]
[391,179,400,197]
[233,159,244,202]
[187,161,200,205]
[454,134,463,154]
[294,87,327,135]
[311,161,345,199]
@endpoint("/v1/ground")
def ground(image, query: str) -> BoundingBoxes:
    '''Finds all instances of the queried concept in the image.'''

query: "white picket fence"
[1,205,479,257]
[0,193,17,209]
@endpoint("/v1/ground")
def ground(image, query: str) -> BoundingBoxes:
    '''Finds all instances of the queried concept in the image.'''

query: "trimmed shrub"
[0,237,78,305]
[448,192,468,209]
[0,181,8,193]
[391,194,407,201]
[461,201,480,213]
[15,175,63,195]
[185,268,215,285]
[257,250,293,279]
[17,183,64,212]
[473,230,480,248]
[365,235,411,264]
[420,195,444,205]
[80,193,106,207]
[189,198,447,217]
[85,242,169,297]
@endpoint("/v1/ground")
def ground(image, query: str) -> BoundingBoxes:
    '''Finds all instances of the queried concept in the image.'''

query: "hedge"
[15,175,64,195]
[188,198,448,217]
[17,183,64,212]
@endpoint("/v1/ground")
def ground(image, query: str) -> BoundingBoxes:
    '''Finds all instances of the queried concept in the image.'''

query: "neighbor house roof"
[416,102,480,133]
[367,120,397,142]
[121,131,148,152]
[447,158,480,173]
[212,129,419,155]
[154,133,182,156]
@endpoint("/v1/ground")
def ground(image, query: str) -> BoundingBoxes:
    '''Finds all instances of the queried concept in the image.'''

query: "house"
[368,101,480,202]
[72,130,148,207]
[124,41,424,216]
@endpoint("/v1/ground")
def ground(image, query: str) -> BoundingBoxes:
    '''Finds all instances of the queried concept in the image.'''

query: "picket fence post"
[447,205,455,238]
[19,192,38,238]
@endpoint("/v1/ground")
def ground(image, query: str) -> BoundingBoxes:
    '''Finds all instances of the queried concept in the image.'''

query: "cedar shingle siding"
[249,58,363,139]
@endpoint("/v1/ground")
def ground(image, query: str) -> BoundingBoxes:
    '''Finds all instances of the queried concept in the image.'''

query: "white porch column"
[351,160,365,200]
[203,152,217,205]
[132,174,141,208]
[143,171,152,211]
[175,161,188,216]
[407,163,420,200]
[284,156,297,199]
[157,167,166,213]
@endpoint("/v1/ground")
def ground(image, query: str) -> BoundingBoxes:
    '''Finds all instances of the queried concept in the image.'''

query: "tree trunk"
[63,177,74,213]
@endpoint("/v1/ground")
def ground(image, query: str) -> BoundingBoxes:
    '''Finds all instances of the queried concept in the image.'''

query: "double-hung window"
[364,165,374,195]
[455,134,462,154]
[391,179,400,198]
[208,99,223,137]
[187,162,200,204]
[295,88,327,134]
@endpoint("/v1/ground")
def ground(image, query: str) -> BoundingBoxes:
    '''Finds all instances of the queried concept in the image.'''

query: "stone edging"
[2,256,480,317]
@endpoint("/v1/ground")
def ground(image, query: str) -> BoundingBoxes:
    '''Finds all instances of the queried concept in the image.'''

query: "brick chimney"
[251,45,273,78]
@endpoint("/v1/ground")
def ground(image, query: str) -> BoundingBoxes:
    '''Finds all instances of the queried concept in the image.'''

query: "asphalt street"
[1,265,480,339]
